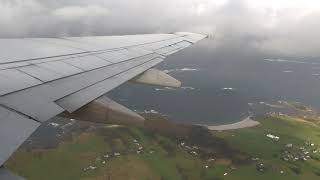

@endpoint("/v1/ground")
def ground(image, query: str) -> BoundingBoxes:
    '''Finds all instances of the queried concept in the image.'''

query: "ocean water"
[108,39,320,125]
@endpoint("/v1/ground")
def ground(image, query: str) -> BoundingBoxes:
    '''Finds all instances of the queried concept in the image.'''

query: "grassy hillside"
[214,115,320,180]
[5,114,320,180]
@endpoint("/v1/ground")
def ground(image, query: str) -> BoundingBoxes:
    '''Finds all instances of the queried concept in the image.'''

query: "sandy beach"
[207,116,260,131]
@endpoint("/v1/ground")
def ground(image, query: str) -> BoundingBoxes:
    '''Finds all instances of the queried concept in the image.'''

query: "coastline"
[207,116,260,131]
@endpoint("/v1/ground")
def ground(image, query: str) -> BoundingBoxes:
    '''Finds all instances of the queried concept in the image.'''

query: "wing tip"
[173,32,208,42]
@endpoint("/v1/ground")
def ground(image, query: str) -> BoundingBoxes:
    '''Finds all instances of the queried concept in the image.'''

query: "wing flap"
[0,168,25,180]
[0,106,40,165]
[61,96,145,127]
[0,69,42,96]
[19,65,65,82]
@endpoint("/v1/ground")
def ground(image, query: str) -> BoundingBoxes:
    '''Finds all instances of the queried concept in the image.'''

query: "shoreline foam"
[207,116,260,131]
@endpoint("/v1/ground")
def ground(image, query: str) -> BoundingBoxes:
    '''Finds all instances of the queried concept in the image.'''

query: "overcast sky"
[1,0,320,57]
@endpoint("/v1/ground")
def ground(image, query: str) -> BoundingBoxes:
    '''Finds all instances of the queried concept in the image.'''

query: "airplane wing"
[0,32,206,178]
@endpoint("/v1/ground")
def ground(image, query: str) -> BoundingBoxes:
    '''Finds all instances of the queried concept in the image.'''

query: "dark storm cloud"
[0,0,320,56]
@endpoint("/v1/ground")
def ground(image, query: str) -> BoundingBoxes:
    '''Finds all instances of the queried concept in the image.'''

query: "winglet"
[174,32,208,42]
[132,68,181,88]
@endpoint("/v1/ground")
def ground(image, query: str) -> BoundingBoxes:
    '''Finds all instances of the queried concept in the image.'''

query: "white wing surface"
[0,32,206,178]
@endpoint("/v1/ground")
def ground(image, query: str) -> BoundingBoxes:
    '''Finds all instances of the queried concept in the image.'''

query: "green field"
[5,115,320,180]
[214,115,320,180]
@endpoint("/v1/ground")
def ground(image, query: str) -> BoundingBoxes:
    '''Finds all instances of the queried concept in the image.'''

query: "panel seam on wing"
[0,104,41,123]
[54,55,162,104]
[0,53,157,97]
[0,36,183,65]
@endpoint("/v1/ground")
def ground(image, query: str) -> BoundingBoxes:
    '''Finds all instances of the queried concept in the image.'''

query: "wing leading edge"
[0,32,207,177]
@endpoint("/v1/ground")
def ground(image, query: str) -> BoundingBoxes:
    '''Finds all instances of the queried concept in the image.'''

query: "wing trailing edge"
[0,167,25,180]
[0,106,40,166]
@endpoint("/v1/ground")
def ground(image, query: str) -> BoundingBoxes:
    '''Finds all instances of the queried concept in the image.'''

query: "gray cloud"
[0,0,320,57]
